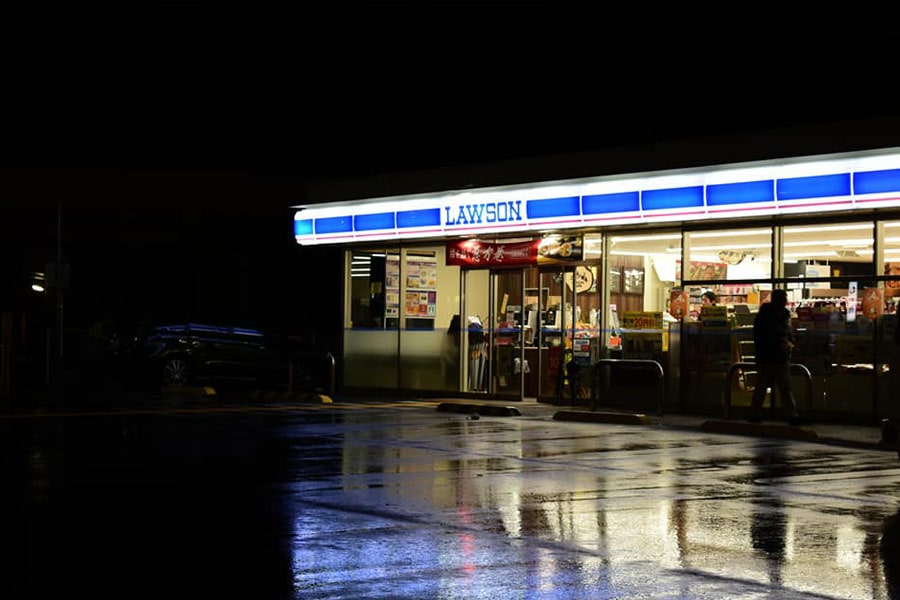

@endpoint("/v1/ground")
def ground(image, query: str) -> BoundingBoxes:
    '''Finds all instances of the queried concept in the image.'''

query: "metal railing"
[590,358,666,416]
[724,361,812,419]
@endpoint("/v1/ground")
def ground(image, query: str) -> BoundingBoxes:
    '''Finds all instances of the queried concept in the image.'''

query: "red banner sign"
[446,239,539,267]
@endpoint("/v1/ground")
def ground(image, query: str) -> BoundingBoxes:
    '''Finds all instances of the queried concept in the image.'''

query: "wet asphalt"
[2,391,899,599]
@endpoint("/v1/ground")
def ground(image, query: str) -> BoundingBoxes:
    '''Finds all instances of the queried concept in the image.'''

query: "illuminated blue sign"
[293,149,900,245]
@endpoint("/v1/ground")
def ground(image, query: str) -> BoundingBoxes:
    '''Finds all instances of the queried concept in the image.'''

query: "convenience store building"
[293,125,900,424]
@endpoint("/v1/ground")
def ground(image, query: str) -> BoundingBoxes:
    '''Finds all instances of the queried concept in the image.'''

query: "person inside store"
[701,290,717,307]
[747,288,804,426]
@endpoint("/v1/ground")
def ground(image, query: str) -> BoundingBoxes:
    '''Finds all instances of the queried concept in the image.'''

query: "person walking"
[747,289,802,426]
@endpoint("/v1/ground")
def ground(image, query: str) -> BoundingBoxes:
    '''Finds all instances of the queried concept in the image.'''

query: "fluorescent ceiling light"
[783,238,872,248]
[608,250,673,258]
[691,243,770,251]
[610,233,681,243]
[689,229,770,238]
[784,251,838,259]
[784,224,873,234]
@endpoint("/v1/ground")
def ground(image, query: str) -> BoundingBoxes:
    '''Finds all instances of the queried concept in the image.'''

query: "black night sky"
[4,2,900,360]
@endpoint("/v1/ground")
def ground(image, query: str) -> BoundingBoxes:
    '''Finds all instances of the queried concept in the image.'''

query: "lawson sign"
[293,148,900,245]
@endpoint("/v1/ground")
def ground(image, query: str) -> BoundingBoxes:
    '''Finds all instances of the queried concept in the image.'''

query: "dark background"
[3,2,900,397]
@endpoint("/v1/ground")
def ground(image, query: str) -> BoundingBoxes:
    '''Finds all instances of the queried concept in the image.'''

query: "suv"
[136,322,314,391]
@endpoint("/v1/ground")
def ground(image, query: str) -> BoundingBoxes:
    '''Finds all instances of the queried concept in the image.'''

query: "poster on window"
[404,256,438,318]
[885,262,900,297]
[385,255,401,318]
[669,289,688,319]
[405,260,438,289]
[406,291,436,317]
[862,287,884,320]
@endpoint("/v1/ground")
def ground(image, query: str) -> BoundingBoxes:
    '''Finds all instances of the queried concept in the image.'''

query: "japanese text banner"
[446,239,539,267]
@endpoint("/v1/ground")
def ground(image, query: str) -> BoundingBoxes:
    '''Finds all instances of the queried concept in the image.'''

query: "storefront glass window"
[779,222,880,419]
[607,231,681,315]
[606,232,680,408]
[344,247,401,389]
[344,245,462,392]
[399,247,461,391]
[784,221,874,285]
[685,228,772,282]
[882,220,900,313]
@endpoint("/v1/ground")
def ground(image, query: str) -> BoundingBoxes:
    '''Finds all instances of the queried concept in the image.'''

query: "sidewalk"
[428,397,896,454]
[4,388,894,455]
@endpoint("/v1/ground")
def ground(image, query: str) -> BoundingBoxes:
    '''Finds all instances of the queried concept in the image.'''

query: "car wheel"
[161,357,191,387]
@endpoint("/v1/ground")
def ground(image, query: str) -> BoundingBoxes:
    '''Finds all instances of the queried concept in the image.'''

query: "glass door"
[462,263,600,401]
[461,268,490,393]
[490,269,527,400]
[535,264,600,403]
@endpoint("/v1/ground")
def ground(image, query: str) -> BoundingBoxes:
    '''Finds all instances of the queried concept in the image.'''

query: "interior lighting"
[608,250,676,259]
[784,251,838,259]
[610,233,681,243]
[689,229,771,238]
[782,238,872,248]
[784,224,873,234]
[690,243,770,251]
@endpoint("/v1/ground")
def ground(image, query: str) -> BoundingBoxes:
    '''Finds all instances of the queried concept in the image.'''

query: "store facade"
[294,146,900,424]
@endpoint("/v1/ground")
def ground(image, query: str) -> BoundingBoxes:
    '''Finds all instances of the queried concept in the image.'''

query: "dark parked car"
[133,322,323,392]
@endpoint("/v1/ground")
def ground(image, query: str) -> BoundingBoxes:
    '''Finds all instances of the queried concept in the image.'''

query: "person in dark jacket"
[748,289,802,425]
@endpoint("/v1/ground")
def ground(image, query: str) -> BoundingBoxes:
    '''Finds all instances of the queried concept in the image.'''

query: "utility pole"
[56,199,63,364]
[51,199,65,409]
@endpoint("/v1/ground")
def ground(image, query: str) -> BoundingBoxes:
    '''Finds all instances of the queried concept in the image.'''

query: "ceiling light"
[610,233,681,243]
[690,229,770,238]
[784,224,873,234]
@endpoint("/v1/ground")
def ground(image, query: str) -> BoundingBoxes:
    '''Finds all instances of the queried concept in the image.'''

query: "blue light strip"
[641,186,704,211]
[294,219,313,236]
[315,216,353,234]
[355,212,395,232]
[293,154,900,244]
[777,173,851,200]
[526,196,581,219]
[397,208,441,228]
[854,168,900,195]
[706,180,774,205]
[582,191,640,214]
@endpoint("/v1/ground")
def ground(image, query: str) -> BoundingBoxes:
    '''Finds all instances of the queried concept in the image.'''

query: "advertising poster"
[700,305,728,328]
[622,311,663,330]
[669,289,688,320]
[862,286,884,320]
[446,239,539,267]
[537,234,583,263]
[405,291,436,317]
[675,260,727,281]
[404,257,438,318]
[622,311,665,359]
[385,255,400,318]
[847,281,857,322]
[886,262,900,298]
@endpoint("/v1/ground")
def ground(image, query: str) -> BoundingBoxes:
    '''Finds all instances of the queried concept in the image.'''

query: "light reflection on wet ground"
[3,401,900,599]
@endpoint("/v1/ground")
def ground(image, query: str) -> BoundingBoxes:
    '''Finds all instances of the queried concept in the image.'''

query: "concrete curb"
[553,410,652,425]
[699,419,818,441]
[249,390,333,403]
[435,402,523,417]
